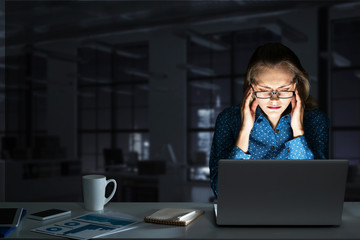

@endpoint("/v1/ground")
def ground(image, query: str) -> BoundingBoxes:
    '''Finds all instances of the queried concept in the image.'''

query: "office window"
[4,56,26,136]
[187,29,280,180]
[2,54,47,159]
[331,19,360,161]
[0,67,4,146]
[78,44,149,172]
[331,18,360,200]
[31,56,48,134]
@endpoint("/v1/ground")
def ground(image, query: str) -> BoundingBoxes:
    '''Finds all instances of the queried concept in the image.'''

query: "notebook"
[215,159,348,226]
[144,208,204,226]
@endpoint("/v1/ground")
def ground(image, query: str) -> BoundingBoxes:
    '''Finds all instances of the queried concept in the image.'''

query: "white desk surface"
[1,202,360,240]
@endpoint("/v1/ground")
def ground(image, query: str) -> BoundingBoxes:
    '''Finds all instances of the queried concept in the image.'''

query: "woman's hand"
[240,87,258,133]
[236,88,258,153]
[291,90,305,138]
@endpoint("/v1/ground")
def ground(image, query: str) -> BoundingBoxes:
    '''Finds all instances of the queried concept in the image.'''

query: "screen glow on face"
[252,68,295,119]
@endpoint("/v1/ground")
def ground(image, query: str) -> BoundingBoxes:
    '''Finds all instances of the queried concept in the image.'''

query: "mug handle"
[104,179,117,205]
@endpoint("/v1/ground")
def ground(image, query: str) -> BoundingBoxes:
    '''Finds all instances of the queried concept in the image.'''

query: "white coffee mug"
[82,175,117,211]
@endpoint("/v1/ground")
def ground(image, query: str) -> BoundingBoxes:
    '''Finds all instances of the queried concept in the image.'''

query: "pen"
[177,211,197,221]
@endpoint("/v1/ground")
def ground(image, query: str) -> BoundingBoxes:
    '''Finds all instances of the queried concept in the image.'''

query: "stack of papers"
[32,212,141,240]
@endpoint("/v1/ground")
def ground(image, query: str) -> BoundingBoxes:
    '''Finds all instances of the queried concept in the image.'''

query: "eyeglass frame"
[250,83,296,99]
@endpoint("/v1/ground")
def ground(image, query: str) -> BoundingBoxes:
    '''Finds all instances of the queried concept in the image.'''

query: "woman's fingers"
[241,87,252,121]
[250,98,258,113]
[291,94,296,110]
[295,90,302,106]
[290,90,305,137]
[240,86,256,132]
[244,88,253,108]
[291,90,302,111]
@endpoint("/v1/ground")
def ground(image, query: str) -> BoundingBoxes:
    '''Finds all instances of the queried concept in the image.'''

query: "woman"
[209,43,329,197]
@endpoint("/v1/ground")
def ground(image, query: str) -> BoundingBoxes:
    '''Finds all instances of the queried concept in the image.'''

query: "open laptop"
[215,159,348,226]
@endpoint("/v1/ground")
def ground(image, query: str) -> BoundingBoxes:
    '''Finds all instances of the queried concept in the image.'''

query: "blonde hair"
[244,43,317,109]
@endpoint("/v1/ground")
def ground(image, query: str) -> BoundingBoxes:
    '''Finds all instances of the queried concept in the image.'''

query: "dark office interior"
[0,1,360,203]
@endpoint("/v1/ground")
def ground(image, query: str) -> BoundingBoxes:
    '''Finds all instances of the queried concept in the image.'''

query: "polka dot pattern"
[209,105,329,197]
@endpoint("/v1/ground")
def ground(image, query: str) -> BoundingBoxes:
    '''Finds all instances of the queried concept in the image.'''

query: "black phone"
[28,209,71,221]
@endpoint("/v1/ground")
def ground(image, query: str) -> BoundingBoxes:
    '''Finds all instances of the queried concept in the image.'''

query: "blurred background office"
[0,0,359,202]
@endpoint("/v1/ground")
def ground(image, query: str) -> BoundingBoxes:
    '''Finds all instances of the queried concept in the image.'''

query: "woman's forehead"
[253,68,294,88]
[256,82,293,89]
[252,62,295,78]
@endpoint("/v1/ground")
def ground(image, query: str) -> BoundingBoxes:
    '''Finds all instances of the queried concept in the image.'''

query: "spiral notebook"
[144,208,204,226]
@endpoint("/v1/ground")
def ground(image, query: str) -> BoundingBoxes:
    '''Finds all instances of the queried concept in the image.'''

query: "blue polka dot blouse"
[209,105,329,197]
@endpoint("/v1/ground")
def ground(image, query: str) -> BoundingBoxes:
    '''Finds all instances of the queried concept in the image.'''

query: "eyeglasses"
[250,83,295,99]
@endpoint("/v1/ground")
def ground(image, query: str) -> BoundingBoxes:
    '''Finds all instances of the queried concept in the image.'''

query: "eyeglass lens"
[256,91,294,99]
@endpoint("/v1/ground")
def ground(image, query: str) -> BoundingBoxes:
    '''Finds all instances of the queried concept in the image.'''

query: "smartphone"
[0,208,24,227]
[28,209,71,221]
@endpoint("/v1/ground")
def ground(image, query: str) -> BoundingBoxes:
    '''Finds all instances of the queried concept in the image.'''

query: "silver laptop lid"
[216,159,348,226]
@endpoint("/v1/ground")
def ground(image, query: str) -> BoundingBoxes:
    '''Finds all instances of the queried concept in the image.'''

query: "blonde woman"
[209,43,329,197]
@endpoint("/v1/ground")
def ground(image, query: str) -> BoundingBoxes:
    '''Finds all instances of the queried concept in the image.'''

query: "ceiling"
[4,0,346,47]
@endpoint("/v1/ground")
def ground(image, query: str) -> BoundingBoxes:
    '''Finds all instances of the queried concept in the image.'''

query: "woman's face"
[252,68,295,119]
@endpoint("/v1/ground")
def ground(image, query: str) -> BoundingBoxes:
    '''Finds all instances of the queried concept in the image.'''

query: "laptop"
[215,159,348,226]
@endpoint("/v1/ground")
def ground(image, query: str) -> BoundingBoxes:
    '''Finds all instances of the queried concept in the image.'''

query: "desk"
[2,202,360,239]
